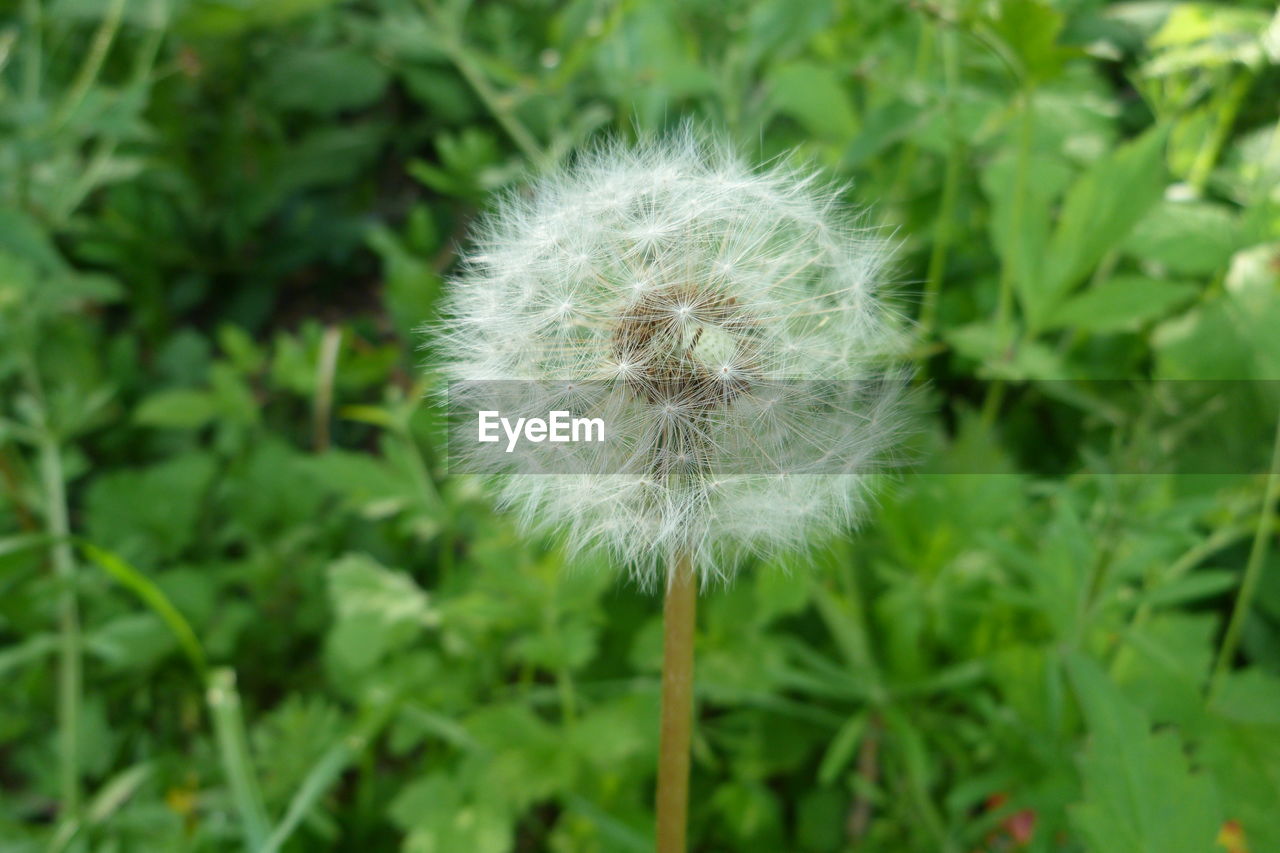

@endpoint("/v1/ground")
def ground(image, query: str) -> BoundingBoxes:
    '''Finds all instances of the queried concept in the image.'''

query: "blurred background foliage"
[2,0,1280,850]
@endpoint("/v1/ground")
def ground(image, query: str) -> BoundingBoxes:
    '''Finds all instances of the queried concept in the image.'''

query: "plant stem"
[420,0,548,169]
[994,88,1032,338]
[1187,72,1251,196]
[980,88,1033,428]
[312,325,342,452]
[52,0,125,129]
[1111,519,1269,680]
[21,0,40,104]
[846,713,880,840]
[655,551,697,853]
[1210,410,1280,698]
[920,27,961,334]
[40,434,81,820]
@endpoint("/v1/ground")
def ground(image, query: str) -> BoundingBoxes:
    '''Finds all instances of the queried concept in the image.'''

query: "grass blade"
[80,543,207,680]
[207,667,272,851]
[260,700,394,853]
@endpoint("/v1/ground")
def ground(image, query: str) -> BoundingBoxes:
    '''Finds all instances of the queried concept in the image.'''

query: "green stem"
[885,20,935,204]
[1112,519,1270,680]
[51,0,125,129]
[40,434,82,821]
[21,0,40,104]
[994,88,1032,337]
[399,422,444,516]
[921,27,961,334]
[980,88,1033,427]
[1210,411,1280,698]
[421,0,548,169]
[16,0,42,209]
[1187,72,1251,196]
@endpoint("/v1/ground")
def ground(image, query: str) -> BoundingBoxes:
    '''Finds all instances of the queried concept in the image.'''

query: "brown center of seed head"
[611,283,761,412]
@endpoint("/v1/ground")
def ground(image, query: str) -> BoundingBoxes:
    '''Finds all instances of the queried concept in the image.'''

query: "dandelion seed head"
[437,131,908,588]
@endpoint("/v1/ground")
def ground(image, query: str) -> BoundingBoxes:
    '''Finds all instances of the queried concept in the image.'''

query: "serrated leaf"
[1066,654,1224,853]
[988,0,1072,82]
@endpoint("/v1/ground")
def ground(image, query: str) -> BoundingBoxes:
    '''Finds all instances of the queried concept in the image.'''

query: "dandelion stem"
[655,551,697,853]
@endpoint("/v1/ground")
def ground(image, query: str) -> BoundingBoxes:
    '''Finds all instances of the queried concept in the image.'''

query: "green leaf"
[1047,275,1198,333]
[260,699,396,853]
[47,762,155,853]
[465,703,575,809]
[987,0,1072,83]
[134,389,220,429]
[0,633,58,679]
[82,543,208,679]
[326,553,436,671]
[1211,668,1280,726]
[843,99,930,169]
[984,150,1071,323]
[563,795,650,853]
[245,124,389,224]
[1154,298,1256,379]
[0,532,55,559]
[178,0,345,36]
[0,209,66,272]
[1140,569,1238,609]
[817,711,867,785]
[1124,200,1244,275]
[743,0,834,64]
[1154,245,1280,379]
[1066,654,1225,853]
[948,321,1068,379]
[1039,126,1169,328]
[767,61,857,140]
[367,225,443,342]
[1144,4,1274,75]
[259,47,390,116]
[85,454,218,564]
[390,773,512,853]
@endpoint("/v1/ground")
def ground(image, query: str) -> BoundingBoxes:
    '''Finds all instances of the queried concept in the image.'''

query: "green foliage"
[2,0,1280,850]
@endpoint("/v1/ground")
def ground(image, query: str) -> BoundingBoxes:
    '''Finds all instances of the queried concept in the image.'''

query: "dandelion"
[435,130,906,853]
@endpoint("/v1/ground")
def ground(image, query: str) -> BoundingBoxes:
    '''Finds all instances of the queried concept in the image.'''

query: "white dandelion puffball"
[438,133,907,587]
